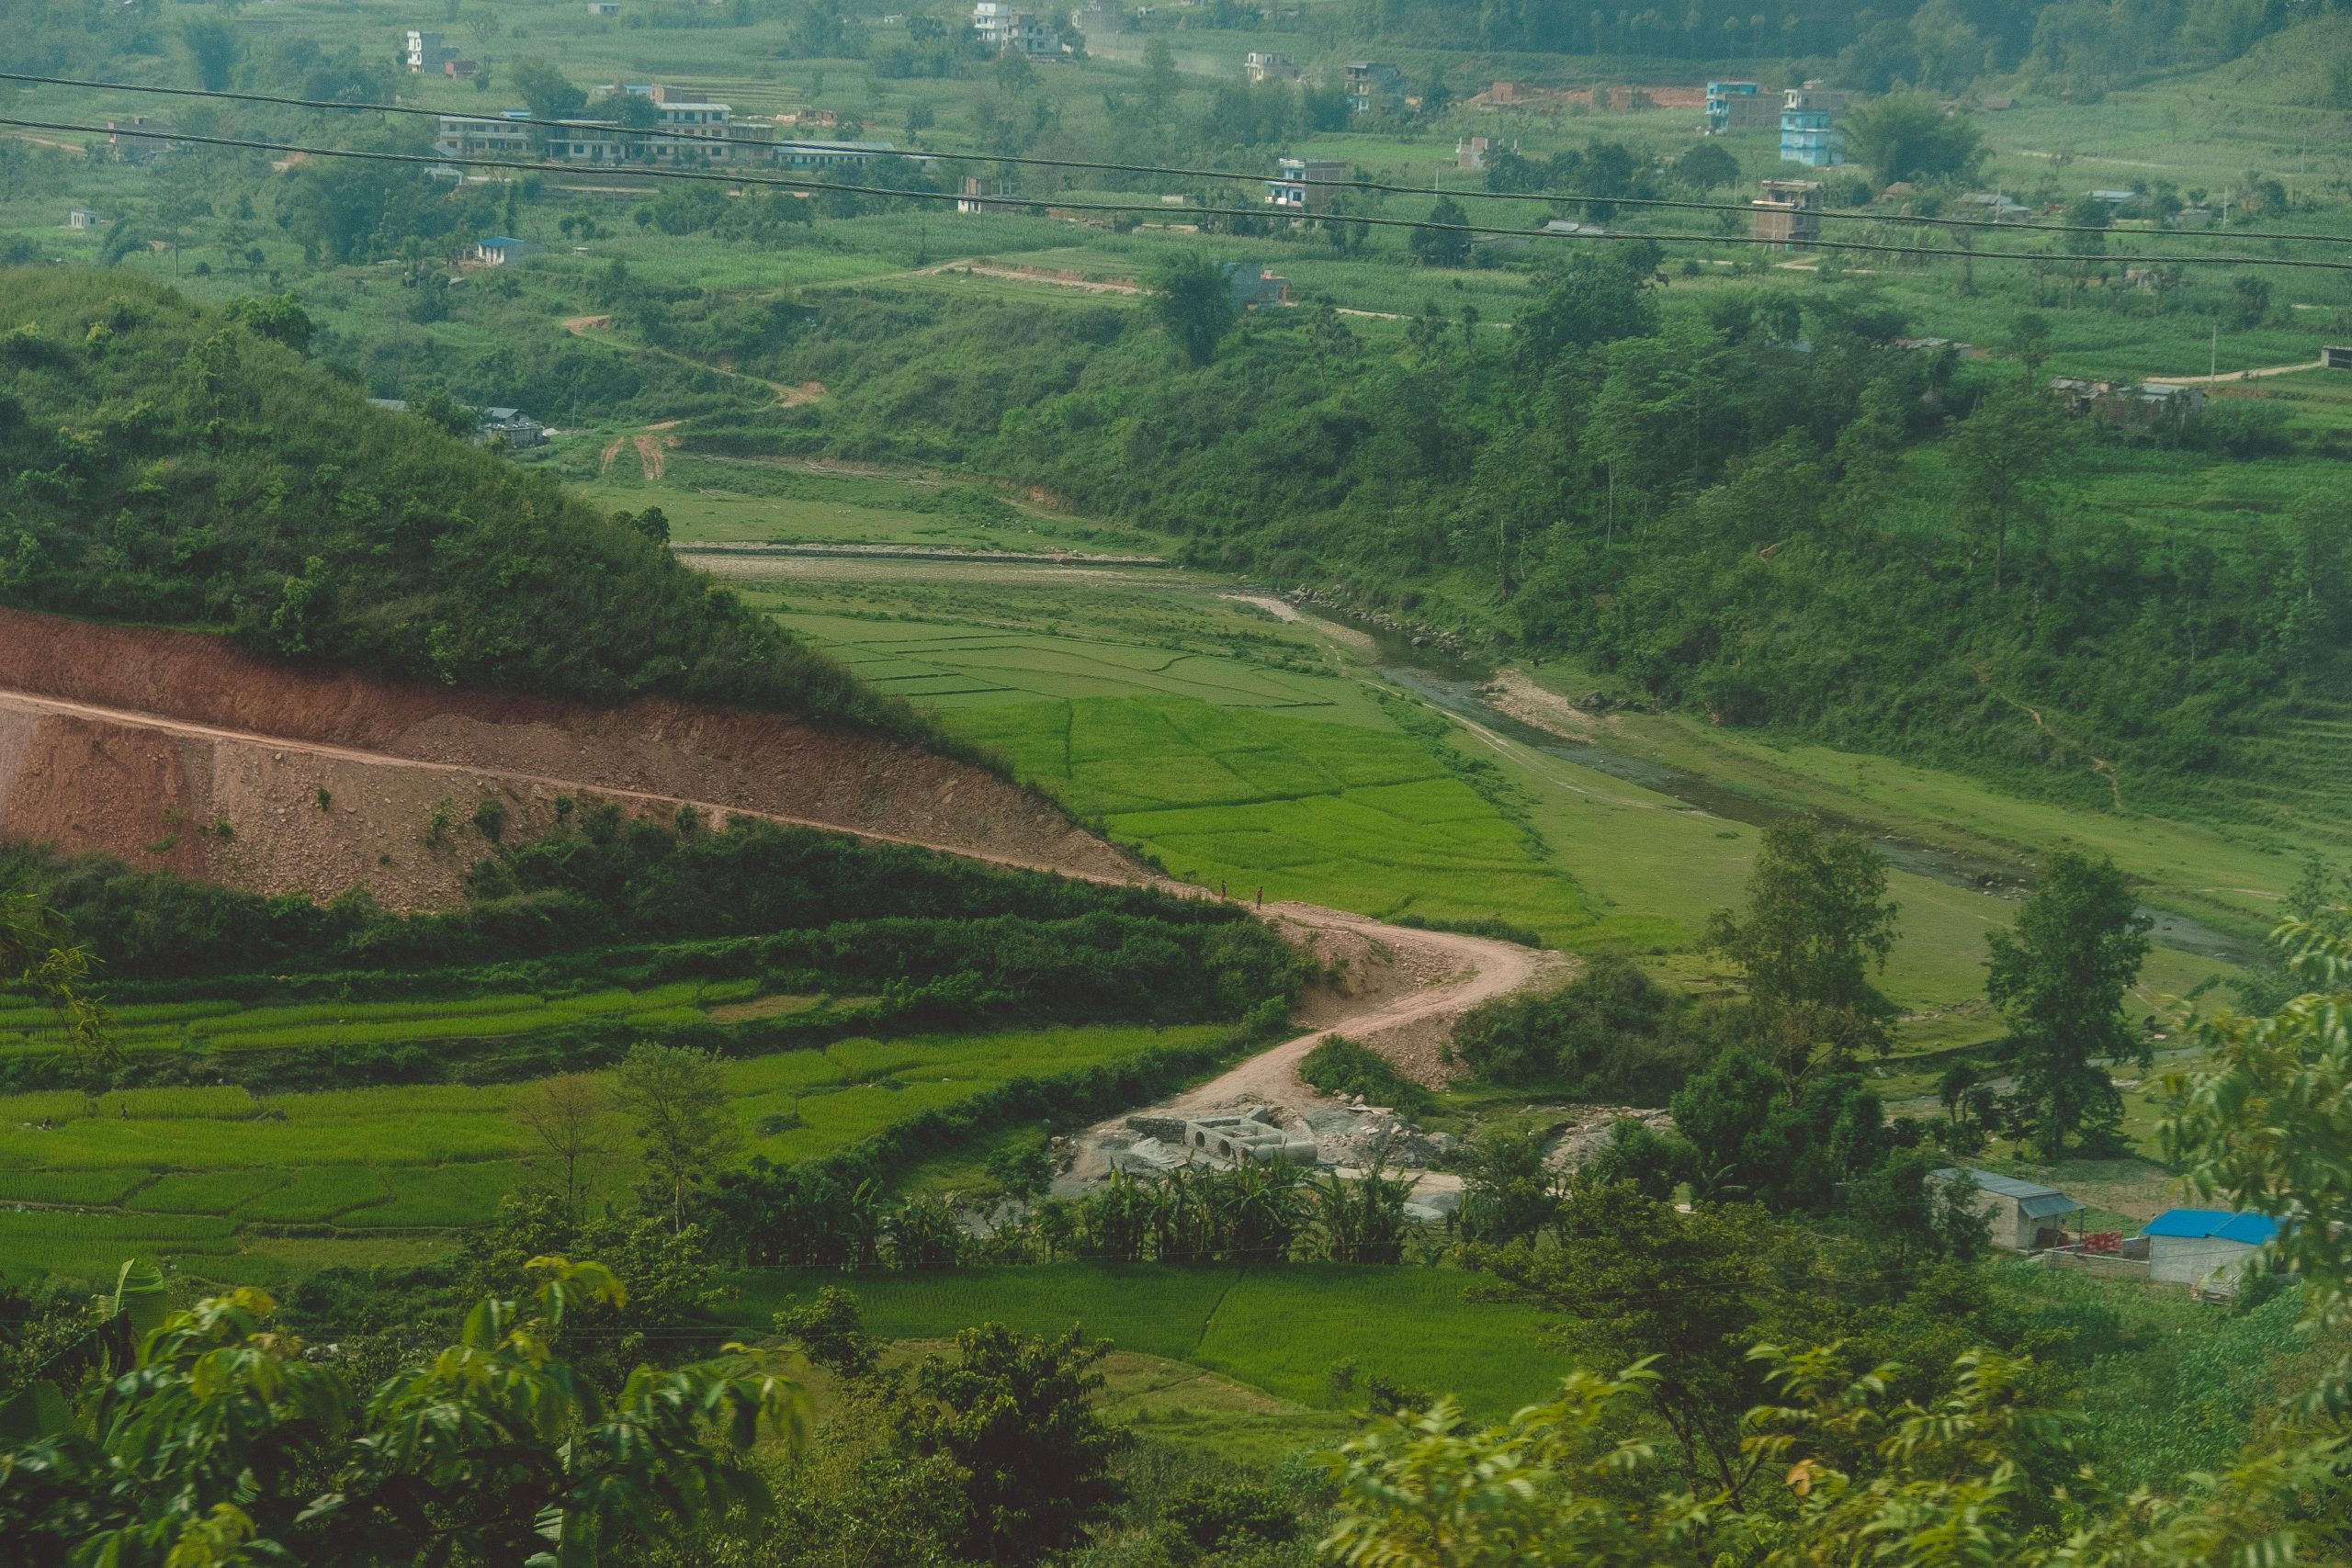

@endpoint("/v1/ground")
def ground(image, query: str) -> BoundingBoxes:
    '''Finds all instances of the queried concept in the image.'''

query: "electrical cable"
[4,68,2343,248]
[10,115,2350,270]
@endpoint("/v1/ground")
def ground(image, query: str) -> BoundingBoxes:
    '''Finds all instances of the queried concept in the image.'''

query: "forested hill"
[0,269,918,739]
[674,259,2348,827]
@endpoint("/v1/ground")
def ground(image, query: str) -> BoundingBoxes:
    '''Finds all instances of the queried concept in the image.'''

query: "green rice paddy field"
[0,1021,1222,1287]
[728,1261,1581,1417]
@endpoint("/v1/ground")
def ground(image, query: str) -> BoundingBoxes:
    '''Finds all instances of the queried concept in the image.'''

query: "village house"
[1246,51,1298,84]
[1222,261,1291,310]
[1780,82,1851,166]
[403,28,456,73]
[477,407,548,448]
[2049,376,2205,431]
[1342,61,1405,116]
[2142,1209,2283,1293]
[66,208,103,231]
[444,58,477,80]
[956,175,1007,213]
[1705,80,1775,133]
[587,1,621,13]
[1931,1168,2086,1251]
[471,236,542,266]
[1455,135,1491,171]
[1958,190,2031,223]
[1265,155,1346,214]
[1751,177,1824,249]
[972,2,1060,60]
[107,116,175,165]
[2324,345,2352,370]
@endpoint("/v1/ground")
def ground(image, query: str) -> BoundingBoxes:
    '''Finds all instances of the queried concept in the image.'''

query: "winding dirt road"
[0,681,1555,1076]
[1159,905,1558,1114]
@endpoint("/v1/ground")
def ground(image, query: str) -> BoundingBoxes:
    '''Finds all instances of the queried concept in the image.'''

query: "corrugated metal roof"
[1931,1168,2070,1202]
[2142,1209,2282,1244]
[2018,1192,2087,1219]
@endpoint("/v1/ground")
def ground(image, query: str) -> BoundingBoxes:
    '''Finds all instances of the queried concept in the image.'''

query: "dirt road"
[1159,904,1559,1115]
[2147,356,2324,386]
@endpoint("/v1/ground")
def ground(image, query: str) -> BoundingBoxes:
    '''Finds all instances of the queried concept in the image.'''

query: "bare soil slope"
[0,608,1140,906]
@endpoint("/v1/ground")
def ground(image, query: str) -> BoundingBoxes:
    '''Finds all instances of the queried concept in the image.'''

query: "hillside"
[0,269,919,740]
[643,274,2352,835]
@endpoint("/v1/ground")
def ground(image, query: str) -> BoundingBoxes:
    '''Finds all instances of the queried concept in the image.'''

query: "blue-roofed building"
[2142,1209,2283,1290]
[1706,81,1772,135]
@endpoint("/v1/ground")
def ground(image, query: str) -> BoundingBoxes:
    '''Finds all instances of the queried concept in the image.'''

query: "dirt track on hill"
[0,608,1138,907]
[0,610,1555,1074]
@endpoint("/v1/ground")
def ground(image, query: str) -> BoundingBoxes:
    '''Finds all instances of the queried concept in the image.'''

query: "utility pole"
[2210,321,2218,380]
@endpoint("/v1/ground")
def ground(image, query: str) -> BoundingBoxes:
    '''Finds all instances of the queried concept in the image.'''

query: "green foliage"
[0,1261,803,1568]
[1452,953,1702,1095]
[1705,816,1900,1092]
[1297,1036,1435,1117]
[1987,851,2154,1157]
[0,270,916,739]
[1147,251,1237,367]
[614,1043,742,1230]
[900,1324,1126,1566]
[1838,93,1989,187]
[1668,1049,1892,1210]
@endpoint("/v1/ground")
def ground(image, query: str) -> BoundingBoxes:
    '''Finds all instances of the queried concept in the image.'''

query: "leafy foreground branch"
[1324,920,2352,1567]
[0,1258,805,1568]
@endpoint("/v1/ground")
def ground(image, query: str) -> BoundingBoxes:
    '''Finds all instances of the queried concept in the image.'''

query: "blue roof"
[2143,1209,2282,1245]
[479,236,528,246]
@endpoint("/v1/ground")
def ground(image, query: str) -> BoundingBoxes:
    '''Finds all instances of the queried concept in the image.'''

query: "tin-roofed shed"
[1931,1168,2086,1250]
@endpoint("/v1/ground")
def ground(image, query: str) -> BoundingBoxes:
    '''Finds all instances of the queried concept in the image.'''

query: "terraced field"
[0,1022,1224,1286]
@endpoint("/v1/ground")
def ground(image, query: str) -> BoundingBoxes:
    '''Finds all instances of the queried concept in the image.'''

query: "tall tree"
[898,1325,1125,1565]
[1707,815,1900,1096]
[1408,196,1472,266]
[1838,92,1986,187]
[513,1073,616,1213]
[612,1043,741,1231]
[180,17,241,92]
[1145,250,1236,366]
[1945,380,2072,592]
[1987,850,2152,1158]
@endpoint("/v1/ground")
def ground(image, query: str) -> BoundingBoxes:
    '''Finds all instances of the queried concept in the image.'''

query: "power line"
[6,68,2347,249]
[12,115,2350,272]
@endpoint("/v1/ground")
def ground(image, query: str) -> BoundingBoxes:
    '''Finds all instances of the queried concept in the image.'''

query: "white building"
[1930,1168,2085,1251]
[403,29,456,73]
[1245,51,1297,84]
[2142,1209,2283,1292]
[1265,155,1345,214]
[972,2,1059,59]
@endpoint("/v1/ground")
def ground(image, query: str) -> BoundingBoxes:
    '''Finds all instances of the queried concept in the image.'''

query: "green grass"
[728,1260,1579,1416]
[0,1023,1221,1283]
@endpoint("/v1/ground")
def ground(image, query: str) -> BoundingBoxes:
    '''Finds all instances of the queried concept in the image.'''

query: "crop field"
[728,1260,1580,1416]
[0,980,738,1061]
[0,1022,1219,1287]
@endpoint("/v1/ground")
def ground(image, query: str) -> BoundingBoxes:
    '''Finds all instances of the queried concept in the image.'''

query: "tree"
[774,1285,881,1380]
[1844,1147,1990,1275]
[512,57,588,124]
[1706,815,1900,1096]
[0,1259,802,1567]
[612,1043,741,1230]
[0,891,111,1070]
[1141,37,1180,121]
[1512,248,1658,368]
[1945,379,2072,592]
[1671,139,1741,191]
[898,1324,1125,1565]
[2007,310,2051,382]
[1407,196,1472,267]
[1838,92,1985,188]
[513,1073,615,1212]
[1464,1185,1787,1502]
[1145,250,1235,366]
[1453,1126,1564,1244]
[1987,851,2152,1158]
[181,18,241,92]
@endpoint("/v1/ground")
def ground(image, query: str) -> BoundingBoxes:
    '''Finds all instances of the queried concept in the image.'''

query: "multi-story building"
[1779,83,1851,166]
[972,2,1059,59]
[1245,51,1297,84]
[1341,61,1404,116]
[404,29,456,73]
[1265,155,1346,214]
[435,112,534,160]
[1750,177,1823,248]
[1705,81,1773,134]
